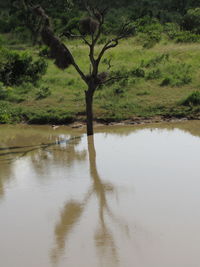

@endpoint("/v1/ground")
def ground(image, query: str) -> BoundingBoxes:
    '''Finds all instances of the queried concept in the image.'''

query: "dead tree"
[32,5,133,135]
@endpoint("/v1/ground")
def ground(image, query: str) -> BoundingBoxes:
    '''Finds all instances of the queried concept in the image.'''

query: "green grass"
[1,37,200,124]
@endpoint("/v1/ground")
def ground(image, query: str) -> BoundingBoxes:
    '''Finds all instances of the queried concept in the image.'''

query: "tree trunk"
[85,89,94,136]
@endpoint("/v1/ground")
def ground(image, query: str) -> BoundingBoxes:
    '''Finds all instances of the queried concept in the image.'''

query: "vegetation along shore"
[1,1,200,126]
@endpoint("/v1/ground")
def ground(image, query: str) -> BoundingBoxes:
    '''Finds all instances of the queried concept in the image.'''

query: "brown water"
[0,121,200,267]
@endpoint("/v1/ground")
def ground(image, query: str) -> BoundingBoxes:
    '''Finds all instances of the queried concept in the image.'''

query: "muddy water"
[0,121,200,267]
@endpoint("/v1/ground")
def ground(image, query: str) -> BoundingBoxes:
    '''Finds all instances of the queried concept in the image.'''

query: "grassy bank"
[1,37,200,124]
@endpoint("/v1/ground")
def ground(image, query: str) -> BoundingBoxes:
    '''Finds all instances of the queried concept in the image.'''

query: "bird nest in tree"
[41,27,73,69]
[79,17,99,35]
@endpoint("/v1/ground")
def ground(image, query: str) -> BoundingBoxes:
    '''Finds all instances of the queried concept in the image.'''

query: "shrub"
[0,82,9,100]
[13,26,31,42]
[182,8,200,34]
[136,91,150,96]
[134,16,162,48]
[174,31,200,43]
[119,79,128,87]
[160,77,171,86]
[182,91,200,106]
[0,101,22,123]
[0,48,47,86]
[35,87,51,100]
[21,108,75,124]
[0,35,4,47]
[0,81,26,102]
[146,69,162,80]
[0,102,12,123]
[143,32,161,49]
[131,68,145,78]
[164,22,180,39]
[141,53,169,68]
[113,87,124,95]
[134,16,163,34]
[39,46,50,58]
[160,63,192,87]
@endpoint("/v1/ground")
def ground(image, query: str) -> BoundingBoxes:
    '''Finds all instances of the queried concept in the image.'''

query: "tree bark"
[85,89,94,136]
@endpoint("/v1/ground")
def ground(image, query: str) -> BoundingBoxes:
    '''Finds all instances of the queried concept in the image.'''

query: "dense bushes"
[0,48,47,86]
[134,16,163,48]
[173,31,200,43]
[182,91,200,106]
[160,63,192,87]
[0,101,22,123]
[182,8,200,34]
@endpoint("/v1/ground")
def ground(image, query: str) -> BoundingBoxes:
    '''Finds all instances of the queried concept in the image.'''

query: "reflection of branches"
[29,137,87,175]
[0,136,82,199]
[51,136,128,266]
[0,137,81,163]
[87,136,119,264]
[51,190,92,264]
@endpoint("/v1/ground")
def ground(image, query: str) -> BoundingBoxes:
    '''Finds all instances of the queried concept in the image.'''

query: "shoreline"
[1,115,200,128]
[65,115,200,128]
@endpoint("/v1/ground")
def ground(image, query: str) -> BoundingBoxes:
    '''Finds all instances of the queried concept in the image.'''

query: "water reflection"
[29,137,86,176]
[0,135,84,199]
[0,122,200,267]
[0,162,12,199]
[51,136,129,266]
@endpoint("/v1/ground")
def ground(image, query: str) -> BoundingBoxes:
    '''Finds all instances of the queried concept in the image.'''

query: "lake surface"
[0,121,200,267]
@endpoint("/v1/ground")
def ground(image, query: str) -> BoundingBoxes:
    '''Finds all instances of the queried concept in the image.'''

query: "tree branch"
[71,60,88,83]
[31,5,88,84]
[103,75,129,84]
[62,32,91,47]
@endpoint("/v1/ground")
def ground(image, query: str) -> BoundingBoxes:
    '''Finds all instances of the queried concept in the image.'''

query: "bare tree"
[31,4,133,135]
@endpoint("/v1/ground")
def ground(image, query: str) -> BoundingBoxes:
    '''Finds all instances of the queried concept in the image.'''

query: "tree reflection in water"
[51,136,129,266]
[0,136,84,199]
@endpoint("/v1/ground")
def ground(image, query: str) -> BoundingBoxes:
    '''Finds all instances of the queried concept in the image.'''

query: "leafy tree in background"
[3,0,200,37]
[182,8,200,33]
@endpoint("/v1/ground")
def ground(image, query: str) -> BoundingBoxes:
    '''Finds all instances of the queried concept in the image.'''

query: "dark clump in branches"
[33,6,73,70]
[79,17,99,35]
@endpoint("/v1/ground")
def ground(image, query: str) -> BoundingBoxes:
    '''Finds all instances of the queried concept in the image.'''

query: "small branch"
[31,5,88,85]
[71,60,88,84]
[105,58,113,70]
[95,20,133,72]
[103,76,129,84]
[62,32,91,46]
[96,38,119,65]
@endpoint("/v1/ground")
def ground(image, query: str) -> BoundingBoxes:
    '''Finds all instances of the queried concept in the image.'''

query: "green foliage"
[142,32,162,48]
[113,87,125,96]
[21,108,75,124]
[35,86,51,99]
[0,101,12,123]
[182,8,200,34]
[131,68,145,78]
[182,91,200,106]
[134,16,163,34]
[3,0,200,43]
[164,22,180,39]
[141,53,169,68]
[136,91,150,96]
[174,31,200,43]
[0,48,47,86]
[13,26,31,42]
[160,63,192,87]
[0,82,26,103]
[0,35,5,47]
[146,69,162,80]
[0,82,9,100]
[134,16,162,48]
[0,101,22,123]
[39,46,50,58]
